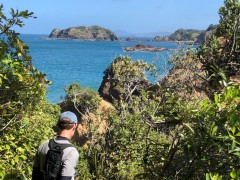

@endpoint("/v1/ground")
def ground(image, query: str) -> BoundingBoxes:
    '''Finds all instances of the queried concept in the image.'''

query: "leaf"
[13,72,23,82]
[5,145,10,150]
[205,173,210,180]
[183,123,194,133]
[235,132,240,136]
[16,147,25,153]
[210,122,218,137]
[231,127,236,135]
[20,155,27,160]
[214,94,219,103]
[230,169,236,178]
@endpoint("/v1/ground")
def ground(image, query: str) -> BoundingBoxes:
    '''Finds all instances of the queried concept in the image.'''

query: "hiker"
[32,111,79,180]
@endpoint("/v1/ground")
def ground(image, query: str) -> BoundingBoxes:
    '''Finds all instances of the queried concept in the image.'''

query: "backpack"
[43,139,72,180]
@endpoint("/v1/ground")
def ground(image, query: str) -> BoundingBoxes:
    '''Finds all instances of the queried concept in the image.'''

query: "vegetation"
[0,4,60,179]
[1,0,240,179]
[155,25,218,43]
[49,25,119,41]
[61,82,101,117]
[168,29,204,41]
[73,0,240,179]
[195,24,218,44]
[98,56,157,103]
[154,29,205,42]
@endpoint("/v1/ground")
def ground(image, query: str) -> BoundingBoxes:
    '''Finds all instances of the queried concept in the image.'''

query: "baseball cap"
[59,111,78,123]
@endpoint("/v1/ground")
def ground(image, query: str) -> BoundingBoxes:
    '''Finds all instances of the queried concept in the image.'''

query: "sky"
[1,0,224,36]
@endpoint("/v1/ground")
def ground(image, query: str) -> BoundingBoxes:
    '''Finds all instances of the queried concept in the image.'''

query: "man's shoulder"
[38,139,50,149]
[64,145,79,155]
[53,138,79,155]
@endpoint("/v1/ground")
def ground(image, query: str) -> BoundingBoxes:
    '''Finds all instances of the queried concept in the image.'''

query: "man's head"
[57,111,78,131]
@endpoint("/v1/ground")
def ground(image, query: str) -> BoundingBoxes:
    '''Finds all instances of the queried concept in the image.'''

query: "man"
[32,111,79,180]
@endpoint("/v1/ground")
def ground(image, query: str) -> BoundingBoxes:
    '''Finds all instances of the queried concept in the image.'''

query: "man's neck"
[56,135,70,141]
[59,130,72,140]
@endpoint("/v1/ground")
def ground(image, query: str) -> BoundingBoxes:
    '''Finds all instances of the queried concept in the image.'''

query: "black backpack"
[43,139,72,180]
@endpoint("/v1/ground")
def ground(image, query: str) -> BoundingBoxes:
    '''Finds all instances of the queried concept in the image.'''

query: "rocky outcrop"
[49,29,61,38]
[124,44,166,52]
[98,56,151,103]
[154,36,169,42]
[49,25,119,41]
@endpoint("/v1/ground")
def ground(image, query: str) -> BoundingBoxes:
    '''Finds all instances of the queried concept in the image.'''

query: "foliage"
[168,29,204,41]
[163,45,207,101]
[206,84,240,179]
[0,4,60,179]
[62,82,101,116]
[0,4,50,130]
[74,1,240,179]
[1,0,240,179]
[78,67,240,179]
[98,56,157,103]
[198,0,240,94]
[195,24,218,44]
[0,101,60,179]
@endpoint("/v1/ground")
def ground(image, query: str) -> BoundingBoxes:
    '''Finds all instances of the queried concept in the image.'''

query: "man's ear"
[73,124,77,131]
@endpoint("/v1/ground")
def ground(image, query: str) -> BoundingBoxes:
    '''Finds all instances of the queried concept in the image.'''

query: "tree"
[0,4,59,179]
[198,0,240,96]
[0,4,50,131]
[98,56,157,103]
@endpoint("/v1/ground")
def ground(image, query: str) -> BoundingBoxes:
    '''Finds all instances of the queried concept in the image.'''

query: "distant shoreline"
[22,34,197,45]
[40,37,196,44]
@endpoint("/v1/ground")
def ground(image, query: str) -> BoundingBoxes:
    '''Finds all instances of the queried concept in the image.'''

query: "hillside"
[154,26,219,44]
[154,29,204,42]
[49,25,119,41]
[195,24,218,44]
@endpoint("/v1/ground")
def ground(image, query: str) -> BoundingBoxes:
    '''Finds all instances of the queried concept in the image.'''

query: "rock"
[49,25,119,41]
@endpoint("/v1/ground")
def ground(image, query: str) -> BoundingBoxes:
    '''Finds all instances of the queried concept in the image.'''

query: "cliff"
[49,25,119,41]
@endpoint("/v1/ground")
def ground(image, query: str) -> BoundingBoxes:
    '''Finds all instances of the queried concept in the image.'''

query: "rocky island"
[124,44,166,52]
[49,25,119,41]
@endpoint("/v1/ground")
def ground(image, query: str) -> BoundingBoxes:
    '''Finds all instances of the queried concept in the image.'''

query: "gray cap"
[59,111,78,123]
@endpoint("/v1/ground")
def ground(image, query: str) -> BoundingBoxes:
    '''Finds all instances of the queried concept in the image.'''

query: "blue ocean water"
[21,34,179,103]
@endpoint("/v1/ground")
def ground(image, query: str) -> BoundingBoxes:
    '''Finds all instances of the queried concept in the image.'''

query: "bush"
[0,4,60,179]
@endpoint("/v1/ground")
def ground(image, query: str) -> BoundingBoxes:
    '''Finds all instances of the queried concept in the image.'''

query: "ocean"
[21,34,180,103]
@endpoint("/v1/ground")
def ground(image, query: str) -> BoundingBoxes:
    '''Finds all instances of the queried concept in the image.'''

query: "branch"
[160,125,183,175]
[0,115,16,131]
[72,93,84,117]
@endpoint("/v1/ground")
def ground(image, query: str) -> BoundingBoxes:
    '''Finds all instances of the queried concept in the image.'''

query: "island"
[124,44,166,52]
[48,25,119,41]
[153,29,204,43]
[153,25,218,44]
